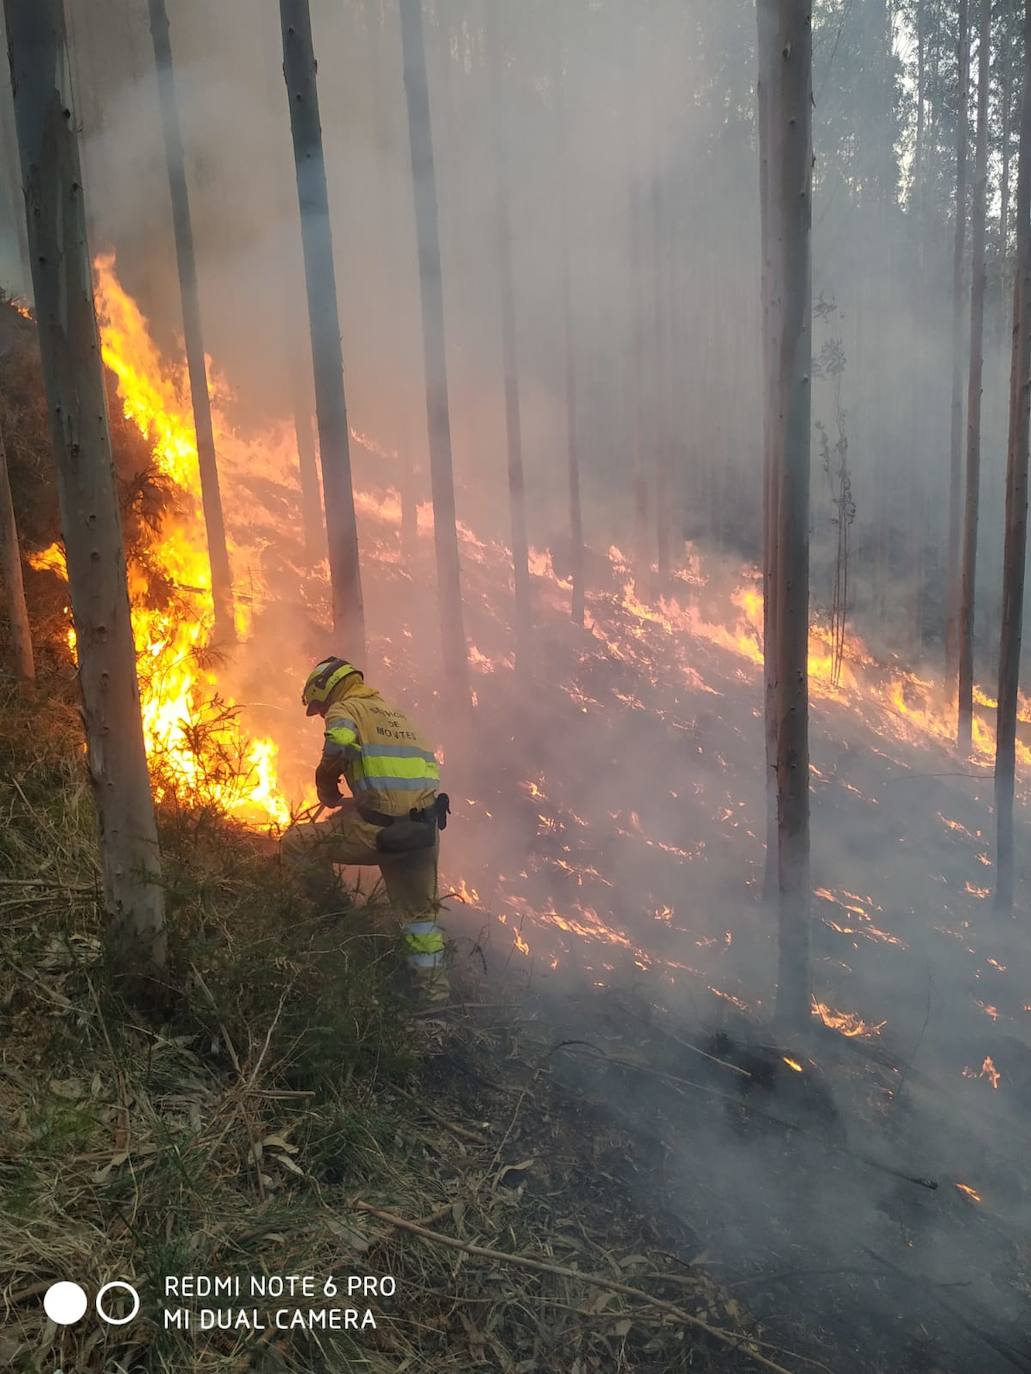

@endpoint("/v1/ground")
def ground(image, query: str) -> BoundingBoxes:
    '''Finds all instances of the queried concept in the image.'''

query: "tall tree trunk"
[946,0,970,691]
[995,0,1031,916]
[148,0,235,646]
[1002,36,1013,261]
[485,0,531,660]
[757,0,780,904]
[5,0,165,980]
[958,0,992,751]
[647,35,670,589]
[0,41,31,300]
[290,353,323,563]
[999,22,1013,351]
[626,8,649,580]
[259,6,324,566]
[367,0,418,567]
[0,423,34,681]
[915,0,925,229]
[768,0,813,1028]
[399,0,469,695]
[555,24,585,626]
[280,0,366,659]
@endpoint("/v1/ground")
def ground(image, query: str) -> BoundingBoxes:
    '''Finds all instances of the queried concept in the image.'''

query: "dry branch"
[354,1200,797,1374]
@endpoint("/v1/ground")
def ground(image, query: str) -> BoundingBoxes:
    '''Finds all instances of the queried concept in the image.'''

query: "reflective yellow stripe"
[325,719,359,754]
[405,930,445,956]
[362,753,439,781]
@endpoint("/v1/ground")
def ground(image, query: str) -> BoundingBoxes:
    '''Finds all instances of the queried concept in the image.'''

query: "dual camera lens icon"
[43,1280,140,1327]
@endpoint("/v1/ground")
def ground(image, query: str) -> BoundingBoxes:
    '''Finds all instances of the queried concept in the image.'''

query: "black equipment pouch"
[366,793,449,854]
[375,818,437,855]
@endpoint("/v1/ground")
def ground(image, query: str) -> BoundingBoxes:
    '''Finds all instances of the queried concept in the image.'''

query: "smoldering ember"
[2,2,1031,1373]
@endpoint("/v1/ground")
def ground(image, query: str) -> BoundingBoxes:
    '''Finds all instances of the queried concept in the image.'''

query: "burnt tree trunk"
[486,0,531,660]
[148,0,235,645]
[399,0,469,695]
[768,0,813,1027]
[947,0,970,691]
[280,0,366,658]
[995,0,1031,915]
[958,0,991,751]
[555,25,585,627]
[0,422,34,681]
[5,0,165,978]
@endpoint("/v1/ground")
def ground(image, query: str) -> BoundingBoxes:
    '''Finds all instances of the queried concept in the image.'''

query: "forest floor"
[0,669,799,1374]
[3,659,1031,1374]
[3,289,1031,1372]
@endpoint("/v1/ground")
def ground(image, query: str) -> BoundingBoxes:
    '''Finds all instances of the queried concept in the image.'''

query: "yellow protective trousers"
[281,800,444,968]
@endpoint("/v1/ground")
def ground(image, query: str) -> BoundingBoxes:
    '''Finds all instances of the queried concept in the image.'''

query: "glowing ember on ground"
[812,1000,886,1038]
[954,1182,982,1202]
[962,1056,1001,1089]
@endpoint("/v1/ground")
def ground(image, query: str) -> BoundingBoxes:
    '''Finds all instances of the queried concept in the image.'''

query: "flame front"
[34,256,292,825]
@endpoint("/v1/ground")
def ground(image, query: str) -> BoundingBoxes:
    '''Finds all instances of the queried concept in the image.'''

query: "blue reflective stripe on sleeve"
[352,775,435,791]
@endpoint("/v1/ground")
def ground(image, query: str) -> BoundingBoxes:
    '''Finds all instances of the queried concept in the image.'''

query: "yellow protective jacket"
[320,677,440,817]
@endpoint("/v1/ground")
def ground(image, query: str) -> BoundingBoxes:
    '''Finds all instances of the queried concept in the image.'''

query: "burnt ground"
[370,533,1031,1374]
[432,945,1031,1374]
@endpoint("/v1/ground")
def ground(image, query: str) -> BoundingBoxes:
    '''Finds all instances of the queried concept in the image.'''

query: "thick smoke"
[2,1,1030,1367]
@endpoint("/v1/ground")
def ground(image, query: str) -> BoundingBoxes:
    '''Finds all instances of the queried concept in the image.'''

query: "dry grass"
[0,670,775,1374]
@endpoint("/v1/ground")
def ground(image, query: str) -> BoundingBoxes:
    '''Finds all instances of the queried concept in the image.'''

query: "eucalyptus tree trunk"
[0,48,30,298]
[999,17,1014,351]
[0,423,34,681]
[914,0,925,229]
[367,0,418,566]
[646,36,671,589]
[625,6,648,579]
[757,0,780,904]
[5,0,165,979]
[946,0,970,690]
[280,0,366,659]
[148,0,235,645]
[1002,37,1013,262]
[767,0,813,1028]
[555,21,585,627]
[259,6,324,565]
[290,355,323,563]
[958,0,991,752]
[399,0,469,695]
[995,0,1031,916]
[485,0,531,661]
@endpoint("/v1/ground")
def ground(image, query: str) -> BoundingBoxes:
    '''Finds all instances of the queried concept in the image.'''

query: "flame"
[782,1056,804,1073]
[955,1182,982,1202]
[963,1056,1001,1089]
[812,1000,886,1038]
[35,257,291,825]
[21,263,1030,1036]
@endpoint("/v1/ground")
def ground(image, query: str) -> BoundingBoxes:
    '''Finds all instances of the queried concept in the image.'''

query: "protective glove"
[315,761,345,808]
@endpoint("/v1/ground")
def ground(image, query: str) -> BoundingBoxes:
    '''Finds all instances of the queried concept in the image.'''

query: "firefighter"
[283,657,450,1002]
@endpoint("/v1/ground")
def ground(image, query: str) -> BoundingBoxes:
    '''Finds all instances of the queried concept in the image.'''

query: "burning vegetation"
[4,1,1031,1372]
